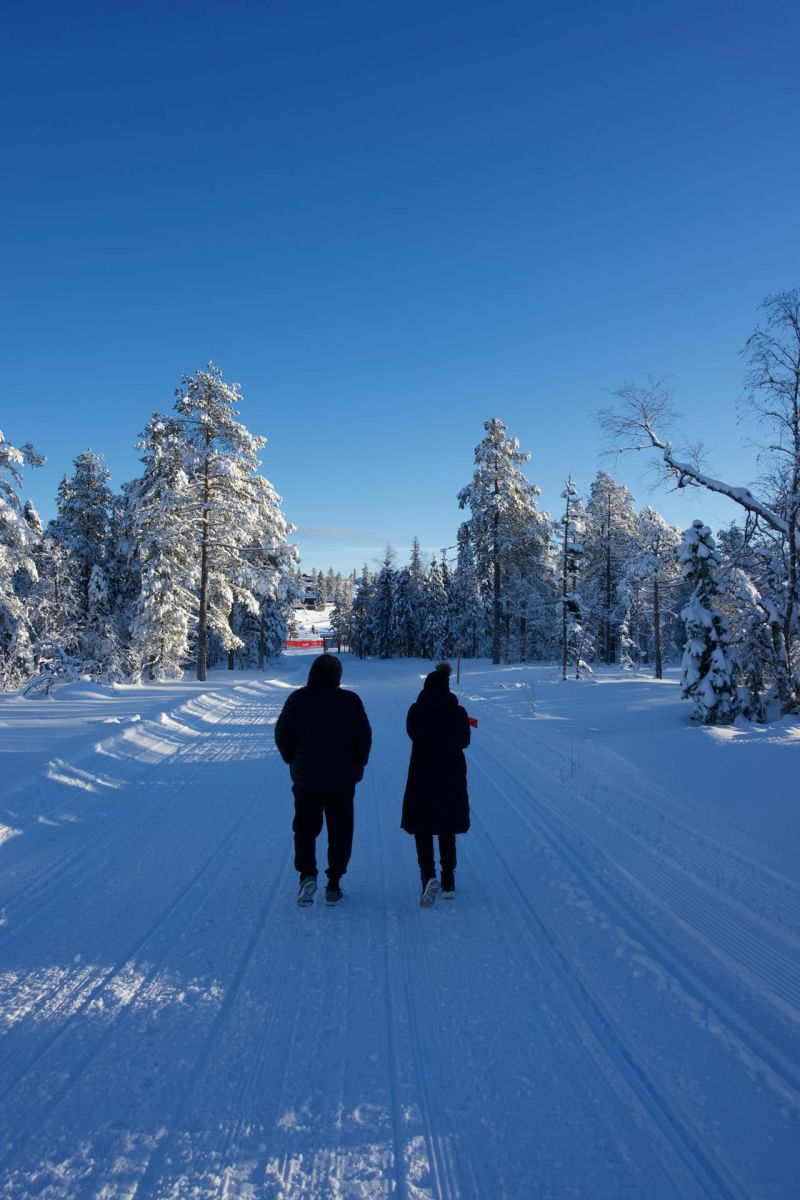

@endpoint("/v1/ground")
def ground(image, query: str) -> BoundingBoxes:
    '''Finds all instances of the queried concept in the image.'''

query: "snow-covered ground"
[0,644,798,1198]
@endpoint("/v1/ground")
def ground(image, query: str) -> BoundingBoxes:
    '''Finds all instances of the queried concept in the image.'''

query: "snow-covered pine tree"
[49,450,114,620]
[679,521,737,724]
[23,500,43,538]
[625,507,682,678]
[127,414,196,680]
[234,471,298,664]
[27,538,83,689]
[0,431,44,688]
[372,549,396,658]
[83,564,123,680]
[449,523,484,658]
[173,363,294,681]
[584,472,639,663]
[393,566,417,657]
[721,569,779,722]
[616,583,637,672]
[458,418,545,664]
[556,477,591,680]
[422,557,450,660]
[714,518,794,715]
[105,492,139,667]
[308,567,324,611]
[393,537,426,657]
[350,566,375,658]
[330,573,355,652]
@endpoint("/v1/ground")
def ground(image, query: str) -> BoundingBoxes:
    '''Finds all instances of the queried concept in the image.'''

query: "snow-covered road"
[0,657,798,1198]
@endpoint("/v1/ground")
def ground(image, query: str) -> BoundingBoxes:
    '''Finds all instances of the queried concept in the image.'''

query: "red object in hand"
[468,716,478,728]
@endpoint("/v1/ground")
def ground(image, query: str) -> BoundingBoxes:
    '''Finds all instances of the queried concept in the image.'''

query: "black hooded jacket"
[401,670,471,835]
[274,656,372,792]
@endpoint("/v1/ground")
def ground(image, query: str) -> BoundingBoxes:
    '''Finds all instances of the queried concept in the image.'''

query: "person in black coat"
[275,655,372,906]
[401,661,471,903]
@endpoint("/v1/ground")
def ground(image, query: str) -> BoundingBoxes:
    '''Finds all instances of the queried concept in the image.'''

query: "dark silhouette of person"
[401,661,471,905]
[275,655,371,906]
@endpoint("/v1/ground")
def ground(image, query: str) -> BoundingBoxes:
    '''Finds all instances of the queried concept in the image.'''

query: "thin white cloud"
[295,525,391,543]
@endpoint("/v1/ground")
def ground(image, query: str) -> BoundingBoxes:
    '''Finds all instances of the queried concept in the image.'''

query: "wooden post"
[455,642,465,684]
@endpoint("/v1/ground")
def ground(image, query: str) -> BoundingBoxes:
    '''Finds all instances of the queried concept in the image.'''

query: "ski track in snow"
[0,658,798,1198]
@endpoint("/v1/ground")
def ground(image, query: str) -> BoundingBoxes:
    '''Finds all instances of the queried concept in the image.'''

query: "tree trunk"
[227,605,235,670]
[562,493,569,682]
[653,576,663,680]
[605,491,613,663]
[258,610,266,670]
[492,477,501,665]
[196,445,211,682]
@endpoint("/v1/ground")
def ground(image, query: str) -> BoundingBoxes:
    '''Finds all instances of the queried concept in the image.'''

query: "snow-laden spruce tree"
[623,507,682,678]
[556,477,592,680]
[616,587,637,672]
[0,431,44,688]
[83,564,123,680]
[372,549,396,659]
[393,538,426,657]
[173,363,294,681]
[583,472,639,663]
[723,569,780,722]
[449,524,484,658]
[679,521,737,723]
[423,557,450,660]
[458,418,547,664]
[230,471,298,664]
[105,491,140,663]
[26,534,83,689]
[49,450,113,618]
[330,573,355,651]
[127,414,196,680]
[350,566,376,658]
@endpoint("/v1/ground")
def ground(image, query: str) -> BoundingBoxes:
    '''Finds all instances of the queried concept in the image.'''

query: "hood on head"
[307,654,343,688]
[423,668,450,692]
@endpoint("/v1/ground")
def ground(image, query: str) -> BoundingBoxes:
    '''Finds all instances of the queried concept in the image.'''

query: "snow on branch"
[598,378,788,536]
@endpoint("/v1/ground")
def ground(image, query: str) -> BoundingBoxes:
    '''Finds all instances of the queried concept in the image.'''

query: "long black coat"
[275,657,372,793]
[401,672,471,835]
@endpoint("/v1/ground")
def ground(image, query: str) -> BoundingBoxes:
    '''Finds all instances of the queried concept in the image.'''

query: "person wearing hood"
[401,661,471,905]
[275,655,372,907]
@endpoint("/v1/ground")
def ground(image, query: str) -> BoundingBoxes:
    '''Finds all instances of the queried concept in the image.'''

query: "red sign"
[285,639,324,648]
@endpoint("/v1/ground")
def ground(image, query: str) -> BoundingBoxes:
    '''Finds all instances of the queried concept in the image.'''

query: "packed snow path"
[0,658,798,1199]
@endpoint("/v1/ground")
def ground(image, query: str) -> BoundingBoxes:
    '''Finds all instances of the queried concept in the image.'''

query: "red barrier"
[285,639,324,648]
[468,716,478,728]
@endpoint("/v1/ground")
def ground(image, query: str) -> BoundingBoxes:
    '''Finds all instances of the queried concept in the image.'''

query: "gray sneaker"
[420,878,441,908]
[297,877,318,907]
[325,886,345,906]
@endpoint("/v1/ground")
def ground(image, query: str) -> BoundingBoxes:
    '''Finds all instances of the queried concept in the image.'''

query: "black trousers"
[414,832,457,880]
[292,786,355,884]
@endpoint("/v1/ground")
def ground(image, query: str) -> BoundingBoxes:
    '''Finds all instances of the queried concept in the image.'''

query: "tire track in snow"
[376,775,472,1200]
[379,690,477,1200]
[0,692,280,1039]
[483,705,800,933]
[126,858,295,1200]
[0,691,272,939]
[0,762,281,1179]
[466,749,768,1200]
[477,720,800,1083]
[0,687,286,1181]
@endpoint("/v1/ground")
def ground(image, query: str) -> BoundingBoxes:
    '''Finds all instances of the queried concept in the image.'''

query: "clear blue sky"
[3,0,798,573]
